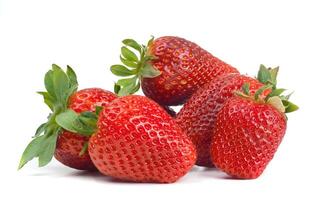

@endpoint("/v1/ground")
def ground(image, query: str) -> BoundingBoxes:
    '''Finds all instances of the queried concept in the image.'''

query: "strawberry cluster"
[19,36,298,182]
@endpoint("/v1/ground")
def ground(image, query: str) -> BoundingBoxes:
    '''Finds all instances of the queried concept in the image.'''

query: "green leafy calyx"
[110,36,161,96]
[237,65,298,115]
[18,64,79,169]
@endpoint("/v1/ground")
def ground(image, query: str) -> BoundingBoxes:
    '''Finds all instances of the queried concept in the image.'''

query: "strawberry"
[176,65,273,167]
[87,95,197,183]
[211,81,298,179]
[110,36,239,106]
[54,88,117,170]
[57,95,196,182]
[18,65,116,170]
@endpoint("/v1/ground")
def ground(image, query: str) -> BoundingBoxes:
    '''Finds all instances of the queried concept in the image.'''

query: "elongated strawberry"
[88,95,196,183]
[211,82,298,179]
[176,65,274,167]
[110,36,239,106]
[18,65,116,170]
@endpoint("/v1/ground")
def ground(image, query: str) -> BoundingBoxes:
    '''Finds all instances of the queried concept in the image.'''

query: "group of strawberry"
[19,36,298,183]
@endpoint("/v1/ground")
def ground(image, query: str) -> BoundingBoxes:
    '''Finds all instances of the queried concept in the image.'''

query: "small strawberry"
[18,65,116,170]
[211,73,298,179]
[176,65,273,167]
[110,36,239,106]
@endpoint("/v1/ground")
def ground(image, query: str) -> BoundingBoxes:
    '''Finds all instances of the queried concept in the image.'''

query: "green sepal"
[120,56,138,68]
[110,65,136,76]
[19,64,79,169]
[121,46,139,62]
[56,109,97,136]
[18,126,60,169]
[242,83,250,95]
[282,99,299,113]
[37,92,55,111]
[38,129,60,167]
[79,141,89,156]
[34,122,47,137]
[254,84,273,100]
[95,106,103,116]
[122,39,141,53]
[141,64,161,78]
[114,83,121,94]
[267,88,286,100]
[110,36,160,96]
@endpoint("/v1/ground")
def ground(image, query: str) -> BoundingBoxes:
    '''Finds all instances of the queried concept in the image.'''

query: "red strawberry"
[18,65,116,170]
[176,66,273,167]
[211,83,298,178]
[88,95,196,183]
[110,36,239,106]
[54,88,117,170]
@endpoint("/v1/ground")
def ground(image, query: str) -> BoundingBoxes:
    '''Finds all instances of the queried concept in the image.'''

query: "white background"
[0,0,319,199]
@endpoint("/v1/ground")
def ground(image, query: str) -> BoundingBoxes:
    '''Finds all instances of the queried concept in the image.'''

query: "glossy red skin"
[211,97,286,179]
[54,88,117,170]
[89,95,196,183]
[141,36,239,106]
[176,73,267,167]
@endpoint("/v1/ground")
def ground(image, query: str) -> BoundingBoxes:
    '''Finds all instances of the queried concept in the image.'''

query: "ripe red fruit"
[176,73,266,167]
[110,36,239,106]
[210,68,298,178]
[18,65,116,170]
[88,95,196,183]
[54,88,117,170]
[211,96,287,178]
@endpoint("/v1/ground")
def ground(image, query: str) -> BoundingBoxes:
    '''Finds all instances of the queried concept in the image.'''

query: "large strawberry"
[110,36,239,106]
[176,65,274,167]
[18,65,116,170]
[59,95,196,182]
[211,81,298,179]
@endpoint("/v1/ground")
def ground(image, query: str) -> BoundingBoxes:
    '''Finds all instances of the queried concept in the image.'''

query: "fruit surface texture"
[176,73,265,167]
[89,95,197,183]
[211,96,287,179]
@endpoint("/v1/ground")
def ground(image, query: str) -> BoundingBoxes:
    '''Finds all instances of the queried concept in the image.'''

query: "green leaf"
[269,67,279,86]
[121,46,139,62]
[18,135,46,170]
[56,109,96,136]
[79,141,88,156]
[120,56,138,68]
[37,92,54,111]
[147,36,155,46]
[95,106,103,115]
[114,83,121,94]
[118,82,136,96]
[267,88,286,99]
[117,76,137,86]
[141,64,161,78]
[52,65,70,105]
[254,84,273,100]
[38,129,59,167]
[66,65,78,88]
[44,70,55,100]
[132,81,140,93]
[122,39,141,53]
[34,123,47,137]
[110,65,135,76]
[257,64,271,84]
[242,83,250,95]
[282,100,299,113]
